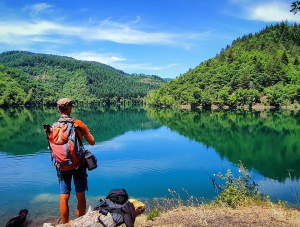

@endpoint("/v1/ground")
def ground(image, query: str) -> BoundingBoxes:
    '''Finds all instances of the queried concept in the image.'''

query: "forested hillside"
[145,22,300,108]
[0,51,166,106]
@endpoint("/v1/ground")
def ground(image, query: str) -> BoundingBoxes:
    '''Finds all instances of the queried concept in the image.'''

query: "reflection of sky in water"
[259,178,300,203]
[0,126,299,225]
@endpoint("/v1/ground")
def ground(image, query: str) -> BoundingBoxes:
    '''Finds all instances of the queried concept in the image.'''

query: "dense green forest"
[0,51,166,106]
[145,22,300,108]
[147,108,300,181]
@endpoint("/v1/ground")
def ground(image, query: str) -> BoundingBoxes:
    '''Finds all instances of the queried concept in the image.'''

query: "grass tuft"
[146,207,160,220]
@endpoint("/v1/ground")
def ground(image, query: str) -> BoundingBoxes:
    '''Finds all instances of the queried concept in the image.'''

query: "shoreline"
[42,203,300,226]
[1,102,299,111]
[179,103,300,111]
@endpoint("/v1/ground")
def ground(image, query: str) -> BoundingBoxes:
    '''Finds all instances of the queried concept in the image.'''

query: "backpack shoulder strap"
[56,116,75,138]
[58,115,75,123]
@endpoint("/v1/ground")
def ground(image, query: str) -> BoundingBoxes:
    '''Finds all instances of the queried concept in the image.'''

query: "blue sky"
[0,0,299,78]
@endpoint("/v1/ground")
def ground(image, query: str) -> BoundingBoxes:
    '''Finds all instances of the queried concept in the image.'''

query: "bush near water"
[145,22,300,108]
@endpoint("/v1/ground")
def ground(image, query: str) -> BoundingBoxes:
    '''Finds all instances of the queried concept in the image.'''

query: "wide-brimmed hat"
[57,98,73,108]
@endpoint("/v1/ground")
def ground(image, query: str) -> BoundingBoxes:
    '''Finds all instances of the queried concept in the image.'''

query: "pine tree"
[281,51,289,65]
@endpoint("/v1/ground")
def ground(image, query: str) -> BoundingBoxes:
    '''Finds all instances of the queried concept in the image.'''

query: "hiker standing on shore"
[47,98,95,223]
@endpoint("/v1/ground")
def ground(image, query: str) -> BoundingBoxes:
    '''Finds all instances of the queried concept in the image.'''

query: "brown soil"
[135,205,300,227]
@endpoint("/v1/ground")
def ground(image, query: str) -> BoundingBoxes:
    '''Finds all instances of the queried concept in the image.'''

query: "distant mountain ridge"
[145,22,300,108]
[0,51,166,106]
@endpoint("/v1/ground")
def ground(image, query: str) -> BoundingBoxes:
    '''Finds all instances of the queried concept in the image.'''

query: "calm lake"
[0,106,299,226]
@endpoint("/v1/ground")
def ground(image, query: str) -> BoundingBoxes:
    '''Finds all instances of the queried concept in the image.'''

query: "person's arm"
[83,132,95,145]
[74,120,95,145]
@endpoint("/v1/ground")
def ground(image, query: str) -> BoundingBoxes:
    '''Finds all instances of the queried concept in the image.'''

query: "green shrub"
[213,162,264,208]
[147,207,160,220]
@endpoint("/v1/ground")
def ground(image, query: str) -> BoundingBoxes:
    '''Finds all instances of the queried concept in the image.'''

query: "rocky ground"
[135,205,300,227]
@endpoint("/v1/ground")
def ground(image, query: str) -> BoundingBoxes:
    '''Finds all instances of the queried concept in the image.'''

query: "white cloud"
[0,20,71,45]
[228,0,300,22]
[116,62,178,71]
[0,20,68,37]
[23,3,53,18]
[31,3,52,12]
[67,51,126,66]
[0,18,209,46]
[230,0,300,22]
[29,36,67,43]
[245,1,300,22]
[66,51,178,72]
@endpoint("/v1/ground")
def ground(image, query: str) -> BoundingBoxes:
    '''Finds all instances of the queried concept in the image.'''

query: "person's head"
[57,98,73,115]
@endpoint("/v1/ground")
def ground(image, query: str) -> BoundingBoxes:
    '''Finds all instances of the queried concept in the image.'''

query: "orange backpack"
[48,116,85,171]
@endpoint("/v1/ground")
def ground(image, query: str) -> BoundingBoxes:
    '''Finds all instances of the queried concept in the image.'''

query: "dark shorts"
[58,168,87,194]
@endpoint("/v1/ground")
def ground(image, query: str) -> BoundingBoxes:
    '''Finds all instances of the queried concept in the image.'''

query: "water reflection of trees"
[0,106,161,155]
[147,108,300,182]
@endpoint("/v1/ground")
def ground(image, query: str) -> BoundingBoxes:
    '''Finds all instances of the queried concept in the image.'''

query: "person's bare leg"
[76,191,86,217]
[60,193,70,223]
